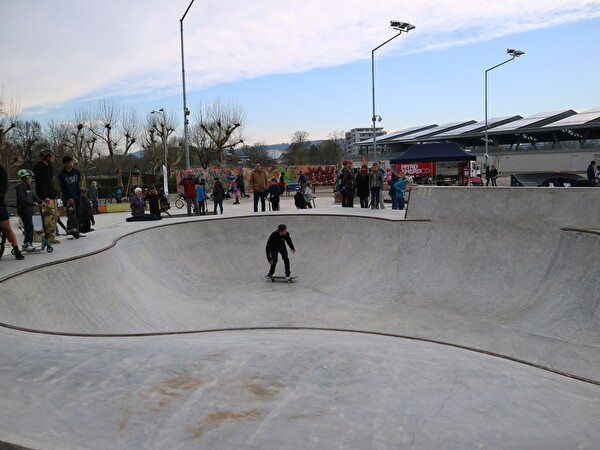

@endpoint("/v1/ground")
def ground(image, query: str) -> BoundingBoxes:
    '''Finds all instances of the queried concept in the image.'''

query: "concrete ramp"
[0,187,599,449]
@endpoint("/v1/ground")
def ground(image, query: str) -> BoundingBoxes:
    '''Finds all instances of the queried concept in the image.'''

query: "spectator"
[235,171,247,198]
[485,166,491,186]
[32,149,59,243]
[369,162,384,209]
[57,155,85,237]
[15,169,43,252]
[388,170,400,210]
[268,178,282,211]
[196,179,206,215]
[212,177,225,215]
[393,172,408,210]
[341,160,356,207]
[377,161,387,209]
[297,170,308,186]
[126,187,160,221]
[146,187,162,218]
[178,169,200,216]
[79,187,95,232]
[0,164,24,260]
[89,181,99,214]
[231,178,241,204]
[278,171,286,194]
[249,162,268,212]
[355,164,370,208]
[489,165,499,187]
[303,181,315,208]
[587,161,596,187]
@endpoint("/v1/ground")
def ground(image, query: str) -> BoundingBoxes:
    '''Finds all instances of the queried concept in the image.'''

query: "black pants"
[268,248,290,277]
[254,191,267,212]
[343,187,355,207]
[271,197,280,211]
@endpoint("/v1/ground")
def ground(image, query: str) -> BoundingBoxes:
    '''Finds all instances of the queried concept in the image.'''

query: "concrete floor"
[0,187,599,449]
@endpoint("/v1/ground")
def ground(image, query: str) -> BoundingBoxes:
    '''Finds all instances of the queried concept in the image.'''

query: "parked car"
[510,172,588,187]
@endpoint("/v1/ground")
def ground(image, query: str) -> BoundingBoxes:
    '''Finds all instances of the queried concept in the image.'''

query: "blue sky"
[2,0,600,146]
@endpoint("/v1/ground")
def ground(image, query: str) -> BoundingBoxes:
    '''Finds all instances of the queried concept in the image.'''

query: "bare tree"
[190,123,212,169]
[0,87,20,169]
[147,108,178,174]
[47,120,72,166]
[65,109,96,187]
[282,130,310,165]
[12,120,45,169]
[193,100,245,167]
[89,99,124,187]
[121,108,142,162]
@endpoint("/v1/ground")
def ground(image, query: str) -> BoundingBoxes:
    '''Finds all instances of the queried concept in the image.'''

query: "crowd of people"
[0,151,98,260]
[336,160,409,210]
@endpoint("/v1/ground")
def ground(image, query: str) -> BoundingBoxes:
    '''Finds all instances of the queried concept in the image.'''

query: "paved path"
[1,187,599,449]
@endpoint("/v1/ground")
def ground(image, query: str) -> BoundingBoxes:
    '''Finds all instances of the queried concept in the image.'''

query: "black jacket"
[16,181,42,215]
[266,230,295,260]
[32,160,56,199]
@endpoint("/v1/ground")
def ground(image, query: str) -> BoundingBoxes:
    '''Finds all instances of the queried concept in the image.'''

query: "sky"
[2,0,600,146]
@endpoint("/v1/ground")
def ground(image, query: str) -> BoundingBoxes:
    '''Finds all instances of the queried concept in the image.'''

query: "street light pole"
[484,48,524,168]
[180,0,195,170]
[372,21,415,163]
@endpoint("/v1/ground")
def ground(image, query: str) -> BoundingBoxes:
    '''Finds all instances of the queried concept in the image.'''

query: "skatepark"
[0,187,599,449]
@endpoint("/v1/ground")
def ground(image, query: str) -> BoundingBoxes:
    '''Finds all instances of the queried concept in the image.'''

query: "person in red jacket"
[178,169,200,216]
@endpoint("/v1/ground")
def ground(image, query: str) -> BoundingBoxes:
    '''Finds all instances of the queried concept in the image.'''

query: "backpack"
[294,191,306,209]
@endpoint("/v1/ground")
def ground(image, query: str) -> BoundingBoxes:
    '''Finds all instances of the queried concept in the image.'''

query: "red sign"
[396,162,436,176]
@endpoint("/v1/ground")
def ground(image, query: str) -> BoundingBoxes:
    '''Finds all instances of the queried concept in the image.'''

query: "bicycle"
[175,192,185,209]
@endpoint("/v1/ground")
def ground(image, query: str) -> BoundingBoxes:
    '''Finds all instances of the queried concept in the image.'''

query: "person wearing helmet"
[0,164,25,260]
[33,149,59,244]
[265,224,296,280]
[16,169,44,252]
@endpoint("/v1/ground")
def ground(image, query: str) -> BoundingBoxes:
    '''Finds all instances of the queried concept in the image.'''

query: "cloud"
[2,0,600,113]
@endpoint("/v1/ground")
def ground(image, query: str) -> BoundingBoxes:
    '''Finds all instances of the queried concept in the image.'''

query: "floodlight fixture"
[507,48,525,57]
[390,21,415,32]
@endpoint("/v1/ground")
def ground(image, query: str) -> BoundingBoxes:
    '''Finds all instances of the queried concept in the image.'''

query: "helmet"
[40,149,54,158]
[17,169,33,180]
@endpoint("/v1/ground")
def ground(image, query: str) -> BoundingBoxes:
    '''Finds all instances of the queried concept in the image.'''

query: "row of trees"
[1,89,344,187]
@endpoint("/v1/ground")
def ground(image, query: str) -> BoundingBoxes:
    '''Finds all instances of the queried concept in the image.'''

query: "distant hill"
[266,140,324,151]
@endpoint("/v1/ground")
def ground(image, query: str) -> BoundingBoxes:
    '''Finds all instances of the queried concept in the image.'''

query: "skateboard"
[265,276,297,283]
[66,206,80,239]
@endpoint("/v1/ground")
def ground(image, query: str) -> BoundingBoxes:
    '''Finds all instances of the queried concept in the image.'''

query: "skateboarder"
[265,224,296,280]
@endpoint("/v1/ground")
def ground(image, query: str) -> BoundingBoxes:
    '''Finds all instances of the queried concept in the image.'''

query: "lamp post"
[484,48,524,168]
[372,21,415,162]
[180,0,195,170]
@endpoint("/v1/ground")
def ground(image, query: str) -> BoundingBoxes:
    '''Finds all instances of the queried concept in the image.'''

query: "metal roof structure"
[389,120,476,142]
[488,110,576,134]
[360,107,600,152]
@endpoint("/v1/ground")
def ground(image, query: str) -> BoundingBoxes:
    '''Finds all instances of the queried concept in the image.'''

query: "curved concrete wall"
[1,187,598,381]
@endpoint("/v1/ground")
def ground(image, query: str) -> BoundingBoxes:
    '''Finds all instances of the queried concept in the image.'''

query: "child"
[15,169,43,252]
[80,187,95,232]
[196,179,206,215]
[231,179,241,204]
[268,178,282,211]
